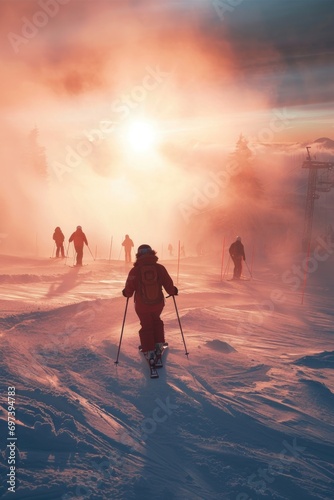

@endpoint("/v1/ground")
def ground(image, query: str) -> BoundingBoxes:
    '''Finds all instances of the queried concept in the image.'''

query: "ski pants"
[232,255,243,279]
[56,243,65,258]
[135,302,165,352]
[75,245,84,266]
[125,249,132,263]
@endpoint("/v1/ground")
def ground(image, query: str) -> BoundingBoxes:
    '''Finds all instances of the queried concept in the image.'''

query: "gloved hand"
[122,289,128,297]
[173,286,178,296]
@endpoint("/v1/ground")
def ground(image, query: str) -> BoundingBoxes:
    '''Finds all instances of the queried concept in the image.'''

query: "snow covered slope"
[0,255,334,499]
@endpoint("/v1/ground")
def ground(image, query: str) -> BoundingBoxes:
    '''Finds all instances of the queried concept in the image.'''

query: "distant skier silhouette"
[122,234,134,263]
[53,227,65,258]
[229,236,246,279]
[69,226,88,266]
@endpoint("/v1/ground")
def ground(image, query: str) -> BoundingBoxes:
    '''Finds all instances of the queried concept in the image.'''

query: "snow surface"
[1,253,334,500]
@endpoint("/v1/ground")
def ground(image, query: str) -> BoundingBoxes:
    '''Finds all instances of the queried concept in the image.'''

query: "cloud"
[0,0,333,255]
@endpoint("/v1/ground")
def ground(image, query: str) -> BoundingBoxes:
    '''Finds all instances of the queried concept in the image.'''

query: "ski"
[138,343,168,378]
[149,363,159,379]
[227,277,250,281]
[67,264,89,268]
[146,356,159,379]
[138,347,159,378]
[155,342,168,368]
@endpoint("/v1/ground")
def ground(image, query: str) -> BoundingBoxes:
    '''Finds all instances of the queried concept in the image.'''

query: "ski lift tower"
[302,147,334,251]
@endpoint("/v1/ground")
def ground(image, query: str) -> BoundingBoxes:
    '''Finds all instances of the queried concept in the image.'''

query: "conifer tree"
[27,127,48,181]
[229,134,263,198]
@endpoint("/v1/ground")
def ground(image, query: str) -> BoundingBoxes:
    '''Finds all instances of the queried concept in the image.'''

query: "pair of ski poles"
[223,255,253,280]
[114,295,189,365]
[62,242,95,266]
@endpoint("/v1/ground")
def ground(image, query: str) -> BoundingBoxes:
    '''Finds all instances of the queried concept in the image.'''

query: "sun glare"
[124,120,158,152]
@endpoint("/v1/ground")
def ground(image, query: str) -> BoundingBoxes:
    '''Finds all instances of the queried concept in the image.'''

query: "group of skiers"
[53,227,246,362]
[53,227,136,266]
[52,226,88,266]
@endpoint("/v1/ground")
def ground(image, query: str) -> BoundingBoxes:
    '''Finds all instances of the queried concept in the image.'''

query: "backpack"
[138,264,162,305]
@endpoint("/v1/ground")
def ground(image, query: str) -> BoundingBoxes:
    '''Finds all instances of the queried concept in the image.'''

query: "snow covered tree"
[26,127,48,181]
[228,134,263,199]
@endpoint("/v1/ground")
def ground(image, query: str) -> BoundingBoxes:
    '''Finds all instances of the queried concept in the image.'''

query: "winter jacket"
[69,229,88,249]
[122,237,134,250]
[229,241,245,260]
[53,228,64,245]
[123,254,175,311]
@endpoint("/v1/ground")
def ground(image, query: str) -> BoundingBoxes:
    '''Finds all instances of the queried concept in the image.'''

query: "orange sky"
[1,0,333,144]
[0,0,333,254]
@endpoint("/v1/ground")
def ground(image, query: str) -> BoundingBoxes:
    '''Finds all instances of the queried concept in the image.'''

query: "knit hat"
[137,244,152,255]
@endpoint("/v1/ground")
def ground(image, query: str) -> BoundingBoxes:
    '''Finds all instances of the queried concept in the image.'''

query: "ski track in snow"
[0,256,334,499]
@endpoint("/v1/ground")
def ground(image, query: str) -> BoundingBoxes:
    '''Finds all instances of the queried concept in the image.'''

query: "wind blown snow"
[1,1,334,498]
[0,253,334,499]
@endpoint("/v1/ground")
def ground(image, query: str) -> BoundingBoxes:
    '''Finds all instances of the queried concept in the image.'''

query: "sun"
[124,120,158,153]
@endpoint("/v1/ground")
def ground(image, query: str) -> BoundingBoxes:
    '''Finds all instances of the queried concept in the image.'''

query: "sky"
[1,4,334,497]
[1,0,333,255]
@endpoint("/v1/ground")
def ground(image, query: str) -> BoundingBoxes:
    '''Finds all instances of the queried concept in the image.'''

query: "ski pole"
[114,297,129,364]
[222,255,231,280]
[176,240,181,286]
[220,236,225,282]
[244,260,253,279]
[51,242,56,259]
[168,295,189,357]
[108,235,113,261]
[72,244,76,266]
[64,242,71,265]
[87,245,95,260]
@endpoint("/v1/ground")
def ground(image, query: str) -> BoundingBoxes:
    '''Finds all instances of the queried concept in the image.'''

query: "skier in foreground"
[229,236,246,279]
[69,226,88,266]
[122,244,178,372]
